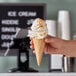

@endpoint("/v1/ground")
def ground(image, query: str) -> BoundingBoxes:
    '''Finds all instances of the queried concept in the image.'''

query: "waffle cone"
[33,38,45,66]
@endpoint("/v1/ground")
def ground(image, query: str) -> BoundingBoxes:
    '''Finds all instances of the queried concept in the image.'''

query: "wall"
[0,0,76,72]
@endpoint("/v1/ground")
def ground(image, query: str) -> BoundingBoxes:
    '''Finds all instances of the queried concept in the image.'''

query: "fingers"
[30,38,34,49]
[30,37,35,54]
[44,47,56,54]
[33,51,35,54]
[44,43,60,54]
[45,35,55,43]
[44,48,59,54]
[30,40,33,48]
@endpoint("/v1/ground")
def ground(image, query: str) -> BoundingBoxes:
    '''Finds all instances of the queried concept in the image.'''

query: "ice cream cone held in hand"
[28,18,48,66]
[33,38,45,66]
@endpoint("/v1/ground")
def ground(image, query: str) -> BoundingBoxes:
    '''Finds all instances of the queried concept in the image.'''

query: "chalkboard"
[0,3,46,51]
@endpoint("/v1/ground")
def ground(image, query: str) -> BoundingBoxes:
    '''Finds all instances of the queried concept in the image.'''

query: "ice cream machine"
[9,36,38,72]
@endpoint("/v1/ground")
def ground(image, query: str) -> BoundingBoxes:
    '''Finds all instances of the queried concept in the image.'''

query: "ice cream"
[28,18,48,66]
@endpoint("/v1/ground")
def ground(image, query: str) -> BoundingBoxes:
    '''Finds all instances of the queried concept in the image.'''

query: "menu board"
[0,3,46,51]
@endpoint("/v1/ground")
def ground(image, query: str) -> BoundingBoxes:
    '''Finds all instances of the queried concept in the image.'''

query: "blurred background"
[0,0,76,73]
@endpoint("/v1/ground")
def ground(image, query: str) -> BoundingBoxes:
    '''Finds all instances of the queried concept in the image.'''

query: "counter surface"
[0,73,76,76]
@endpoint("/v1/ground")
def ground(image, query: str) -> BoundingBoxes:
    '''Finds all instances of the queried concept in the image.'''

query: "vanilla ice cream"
[28,18,48,39]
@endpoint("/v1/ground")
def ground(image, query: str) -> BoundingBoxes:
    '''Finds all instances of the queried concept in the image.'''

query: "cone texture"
[33,38,45,66]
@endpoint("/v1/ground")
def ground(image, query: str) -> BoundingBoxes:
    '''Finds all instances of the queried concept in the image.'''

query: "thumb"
[45,35,54,43]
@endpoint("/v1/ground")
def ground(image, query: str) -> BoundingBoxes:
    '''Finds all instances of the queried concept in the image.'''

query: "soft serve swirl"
[28,18,48,39]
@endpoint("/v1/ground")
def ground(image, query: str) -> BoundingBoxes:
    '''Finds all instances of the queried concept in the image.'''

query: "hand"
[30,35,67,55]
[44,35,67,55]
